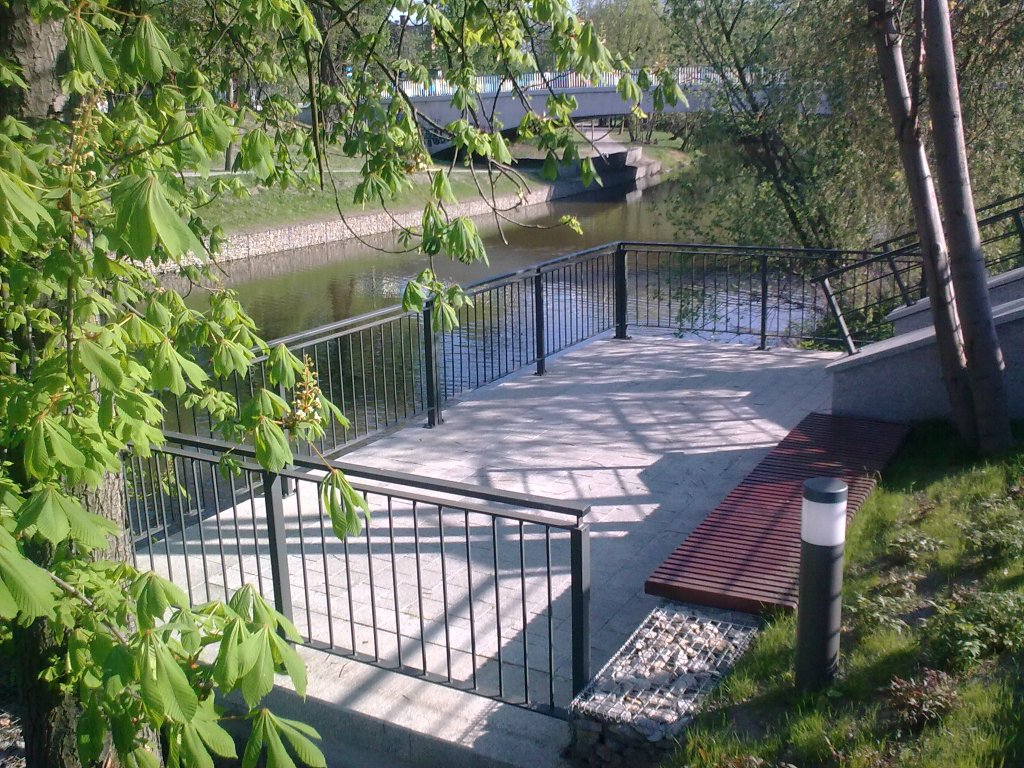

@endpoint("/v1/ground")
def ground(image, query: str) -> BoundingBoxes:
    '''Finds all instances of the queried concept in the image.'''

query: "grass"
[200,131,689,234]
[668,423,1024,768]
[197,167,534,234]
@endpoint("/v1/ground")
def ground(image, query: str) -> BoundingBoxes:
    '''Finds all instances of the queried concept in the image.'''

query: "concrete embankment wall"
[158,153,661,274]
[829,297,1024,422]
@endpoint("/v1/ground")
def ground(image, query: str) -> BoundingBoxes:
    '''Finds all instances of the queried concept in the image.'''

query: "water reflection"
[167,180,681,340]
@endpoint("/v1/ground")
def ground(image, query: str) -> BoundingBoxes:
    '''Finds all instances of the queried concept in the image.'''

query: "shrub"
[882,669,959,733]
[922,588,1024,670]
[958,499,1024,563]
[887,530,942,565]
[845,571,921,634]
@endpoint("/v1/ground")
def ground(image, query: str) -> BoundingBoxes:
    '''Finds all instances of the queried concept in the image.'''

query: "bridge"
[398,66,718,153]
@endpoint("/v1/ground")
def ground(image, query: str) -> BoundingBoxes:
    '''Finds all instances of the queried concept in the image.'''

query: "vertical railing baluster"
[464,510,478,690]
[315,489,336,649]
[759,253,770,350]
[492,517,504,698]
[387,497,403,667]
[204,465,229,596]
[519,521,529,704]
[364,491,379,663]
[188,459,211,603]
[412,500,428,675]
[294,484,313,642]
[438,505,452,683]
[342,521,357,655]
[545,528,554,709]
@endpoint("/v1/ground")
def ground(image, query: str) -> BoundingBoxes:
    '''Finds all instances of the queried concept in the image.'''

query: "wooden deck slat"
[644,412,908,615]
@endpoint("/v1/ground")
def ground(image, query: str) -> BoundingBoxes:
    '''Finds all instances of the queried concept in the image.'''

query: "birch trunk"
[867,0,976,444]
[923,0,1013,454]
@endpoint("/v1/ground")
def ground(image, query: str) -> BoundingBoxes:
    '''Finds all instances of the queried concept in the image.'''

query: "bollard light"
[795,476,848,693]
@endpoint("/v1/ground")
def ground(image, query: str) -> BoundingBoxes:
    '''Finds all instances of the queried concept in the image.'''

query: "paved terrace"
[343,336,836,664]
[141,334,837,766]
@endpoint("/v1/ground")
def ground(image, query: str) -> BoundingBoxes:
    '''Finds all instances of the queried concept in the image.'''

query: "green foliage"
[923,588,1024,671]
[883,669,960,735]
[662,0,1024,250]
[958,496,1024,564]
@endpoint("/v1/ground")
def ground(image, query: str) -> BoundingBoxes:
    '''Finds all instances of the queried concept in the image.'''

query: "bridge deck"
[644,412,908,613]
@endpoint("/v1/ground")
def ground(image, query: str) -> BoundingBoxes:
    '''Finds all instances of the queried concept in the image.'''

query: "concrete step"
[253,647,573,768]
[886,264,1024,335]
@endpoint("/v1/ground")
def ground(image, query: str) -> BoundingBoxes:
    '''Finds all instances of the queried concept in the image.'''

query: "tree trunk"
[19,477,134,768]
[2,6,139,764]
[867,0,977,445]
[0,1,66,121]
[923,0,1013,454]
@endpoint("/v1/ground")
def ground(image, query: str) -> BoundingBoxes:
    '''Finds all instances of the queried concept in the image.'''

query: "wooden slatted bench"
[644,412,909,614]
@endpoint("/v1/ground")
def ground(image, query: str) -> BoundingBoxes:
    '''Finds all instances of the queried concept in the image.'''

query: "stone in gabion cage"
[569,605,758,764]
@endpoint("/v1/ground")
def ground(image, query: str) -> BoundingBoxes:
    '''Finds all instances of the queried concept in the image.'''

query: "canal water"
[169,179,682,341]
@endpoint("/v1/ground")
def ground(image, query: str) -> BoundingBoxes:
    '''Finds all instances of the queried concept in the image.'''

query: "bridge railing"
[398,66,718,99]
[124,431,591,715]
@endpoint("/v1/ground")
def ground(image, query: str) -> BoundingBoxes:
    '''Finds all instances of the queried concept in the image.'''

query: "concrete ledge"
[252,647,572,768]
[886,265,1024,335]
[830,297,1024,422]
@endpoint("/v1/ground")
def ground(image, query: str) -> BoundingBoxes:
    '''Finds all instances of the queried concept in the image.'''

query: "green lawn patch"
[197,168,533,234]
[199,133,688,235]
[668,422,1024,768]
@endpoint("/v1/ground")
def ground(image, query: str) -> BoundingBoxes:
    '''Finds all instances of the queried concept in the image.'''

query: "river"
[169,179,682,341]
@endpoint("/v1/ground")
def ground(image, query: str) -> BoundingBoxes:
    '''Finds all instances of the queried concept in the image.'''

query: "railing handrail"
[618,241,877,258]
[161,430,590,521]
[871,192,1024,254]
[258,303,410,356]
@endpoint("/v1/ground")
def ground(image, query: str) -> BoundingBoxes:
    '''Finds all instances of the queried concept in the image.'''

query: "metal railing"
[398,66,719,100]
[820,194,1024,352]
[124,432,591,715]
[172,241,899,455]
[619,242,873,348]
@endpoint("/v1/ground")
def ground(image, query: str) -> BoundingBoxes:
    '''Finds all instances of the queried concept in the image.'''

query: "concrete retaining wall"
[886,265,1024,335]
[830,297,1024,422]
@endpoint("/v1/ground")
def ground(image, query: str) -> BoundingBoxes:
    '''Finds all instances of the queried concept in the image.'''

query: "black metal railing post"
[821,277,857,355]
[881,244,913,307]
[570,523,591,696]
[613,244,630,340]
[759,253,770,350]
[534,269,546,375]
[423,301,444,427]
[262,470,294,623]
